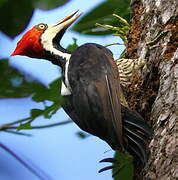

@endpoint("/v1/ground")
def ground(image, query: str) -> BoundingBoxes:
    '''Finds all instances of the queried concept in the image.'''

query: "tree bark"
[125,0,178,179]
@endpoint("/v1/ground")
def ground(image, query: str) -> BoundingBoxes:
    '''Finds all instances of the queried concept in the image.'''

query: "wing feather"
[68,43,124,150]
[65,43,152,164]
[104,74,123,150]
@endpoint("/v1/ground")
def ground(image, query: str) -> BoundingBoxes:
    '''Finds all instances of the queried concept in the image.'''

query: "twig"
[112,14,130,27]
[27,119,72,129]
[0,119,72,130]
[7,117,31,125]
[146,30,170,46]
[105,43,124,47]
[2,129,32,136]
[0,142,52,180]
[0,117,31,130]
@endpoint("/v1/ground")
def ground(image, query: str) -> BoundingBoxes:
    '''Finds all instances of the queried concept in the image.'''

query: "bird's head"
[11,10,81,61]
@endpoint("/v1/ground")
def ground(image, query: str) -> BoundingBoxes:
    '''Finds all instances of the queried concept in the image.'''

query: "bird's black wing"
[68,43,123,150]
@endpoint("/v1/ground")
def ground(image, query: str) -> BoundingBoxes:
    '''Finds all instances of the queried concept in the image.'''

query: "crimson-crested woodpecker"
[11,11,152,168]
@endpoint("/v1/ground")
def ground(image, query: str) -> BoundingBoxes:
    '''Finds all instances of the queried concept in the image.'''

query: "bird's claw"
[98,165,114,173]
[98,157,125,177]
[99,158,117,163]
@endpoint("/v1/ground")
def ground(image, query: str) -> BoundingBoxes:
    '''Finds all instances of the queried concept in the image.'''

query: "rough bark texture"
[125,0,178,179]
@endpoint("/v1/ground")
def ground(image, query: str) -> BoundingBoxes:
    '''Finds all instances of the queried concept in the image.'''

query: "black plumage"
[61,43,152,165]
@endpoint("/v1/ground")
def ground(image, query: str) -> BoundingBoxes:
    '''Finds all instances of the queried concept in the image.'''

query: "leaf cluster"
[0,0,69,38]
[72,0,130,36]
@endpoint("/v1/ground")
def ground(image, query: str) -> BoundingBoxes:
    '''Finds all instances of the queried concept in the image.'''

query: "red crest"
[11,27,45,58]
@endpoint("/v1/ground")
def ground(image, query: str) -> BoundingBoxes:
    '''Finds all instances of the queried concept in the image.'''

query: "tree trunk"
[125,0,178,179]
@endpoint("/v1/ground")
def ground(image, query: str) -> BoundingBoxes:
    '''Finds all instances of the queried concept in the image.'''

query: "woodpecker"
[11,11,152,168]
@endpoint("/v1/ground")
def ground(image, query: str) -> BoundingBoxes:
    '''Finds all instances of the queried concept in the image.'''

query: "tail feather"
[127,140,146,164]
[124,119,151,138]
[126,132,147,164]
[125,126,147,163]
[121,106,153,165]
[124,111,152,137]
[124,127,147,144]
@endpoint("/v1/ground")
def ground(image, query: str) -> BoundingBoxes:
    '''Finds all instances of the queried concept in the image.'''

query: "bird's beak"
[51,10,82,33]
[56,10,81,27]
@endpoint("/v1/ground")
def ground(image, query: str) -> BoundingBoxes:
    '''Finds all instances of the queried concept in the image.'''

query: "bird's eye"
[36,23,47,30]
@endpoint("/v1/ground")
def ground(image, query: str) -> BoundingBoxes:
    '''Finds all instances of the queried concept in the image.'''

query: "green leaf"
[0,59,46,98]
[76,131,89,139]
[18,121,32,130]
[0,0,7,7]
[18,103,62,129]
[31,85,49,102]
[30,109,44,119]
[34,0,70,10]
[48,78,62,102]
[40,103,60,119]
[72,0,130,36]
[31,78,63,120]
[32,78,62,103]
[0,0,70,38]
[29,102,61,120]
[113,152,134,180]
[0,0,34,38]
[67,38,78,51]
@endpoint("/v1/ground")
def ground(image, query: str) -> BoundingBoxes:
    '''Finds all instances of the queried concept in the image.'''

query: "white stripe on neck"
[41,26,71,60]
[64,58,71,90]
[41,39,71,60]
[60,58,72,96]
[40,27,72,96]
[61,80,71,96]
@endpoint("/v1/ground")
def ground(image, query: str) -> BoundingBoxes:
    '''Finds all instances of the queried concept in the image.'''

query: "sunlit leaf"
[0,59,46,98]
[72,0,130,36]
[113,152,134,180]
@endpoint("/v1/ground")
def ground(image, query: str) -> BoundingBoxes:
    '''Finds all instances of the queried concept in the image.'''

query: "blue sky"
[0,0,125,180]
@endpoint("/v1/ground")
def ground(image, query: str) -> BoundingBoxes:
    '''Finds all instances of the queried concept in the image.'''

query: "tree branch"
[0,142,53,180]
[0,117,31,130]
[2,129,32,136]
[0,119,72,131]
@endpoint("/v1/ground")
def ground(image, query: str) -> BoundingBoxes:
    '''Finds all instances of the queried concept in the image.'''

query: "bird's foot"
[98,157,125,177]
[98,152,134,178]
